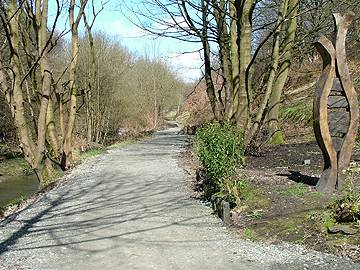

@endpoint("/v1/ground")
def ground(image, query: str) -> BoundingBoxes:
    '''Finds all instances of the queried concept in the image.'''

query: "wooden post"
[313,13,359,193]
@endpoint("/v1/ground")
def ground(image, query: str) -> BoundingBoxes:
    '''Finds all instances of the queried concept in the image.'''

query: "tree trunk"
[236,0,254,131]
[8,0,36,170]
[0,63,14,117]
[46,97,60,158]
[58,92,65,143]
[35,0,52,176]
[153,71,158,129]
[202,0,221,121]
[83,11,97,143]
[268,0,298,143]
[230,0,240,118]
[247,0,289,144]
[61,0,88,170]
[86,91,93,142]
[213,0,233,120]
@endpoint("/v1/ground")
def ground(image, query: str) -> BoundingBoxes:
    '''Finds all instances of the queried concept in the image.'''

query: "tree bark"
[35,0,52,175]
[83,10,96,143]
[8,0,36,169]
[213,0,233,120]
[247,0,289,144]
[230,0,239,119]
[61,0,88,170]
[46,97,60,158]
[268,0,298,142]
[202,0,221,121]
[236,0,254,131]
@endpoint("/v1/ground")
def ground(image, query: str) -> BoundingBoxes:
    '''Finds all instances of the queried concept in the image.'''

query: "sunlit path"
[0,128,358,270]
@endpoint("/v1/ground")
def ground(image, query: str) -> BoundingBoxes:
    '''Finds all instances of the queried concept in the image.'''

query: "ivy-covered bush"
[195,121,245,182]
[195,122,245,198]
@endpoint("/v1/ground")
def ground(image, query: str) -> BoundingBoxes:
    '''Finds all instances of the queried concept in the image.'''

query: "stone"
[328,96,348,108]
[303,159,311,165]
[221,200,231,224]
[328,224,358,235]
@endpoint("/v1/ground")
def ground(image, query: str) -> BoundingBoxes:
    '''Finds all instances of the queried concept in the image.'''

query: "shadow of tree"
[277,170,319,186]
[0,131,217,258]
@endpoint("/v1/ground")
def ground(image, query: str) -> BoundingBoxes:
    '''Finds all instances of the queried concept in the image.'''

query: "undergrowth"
[41,169,64,189]
[280,101,312,126]
[194,121,247,207]
[213,178,248,208]
[328,183,360,223]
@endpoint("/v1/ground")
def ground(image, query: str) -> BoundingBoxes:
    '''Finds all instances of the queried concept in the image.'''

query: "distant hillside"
[176,72,223,127]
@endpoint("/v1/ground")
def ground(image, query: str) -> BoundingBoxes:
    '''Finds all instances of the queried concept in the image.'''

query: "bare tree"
[61,0,89,170]
[130,0,302,146]
[0,0,63,181]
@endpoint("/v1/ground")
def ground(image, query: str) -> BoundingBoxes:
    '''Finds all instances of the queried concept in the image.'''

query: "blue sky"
[49,0,203,82]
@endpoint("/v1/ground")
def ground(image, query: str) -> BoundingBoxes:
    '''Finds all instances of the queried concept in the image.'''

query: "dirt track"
[0,128,358,269]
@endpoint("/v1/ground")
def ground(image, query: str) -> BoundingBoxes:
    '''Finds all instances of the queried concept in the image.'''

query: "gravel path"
[0,128,359,270]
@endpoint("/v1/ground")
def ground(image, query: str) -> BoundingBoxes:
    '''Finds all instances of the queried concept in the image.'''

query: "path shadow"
[0,132,214,258]
[277,170,319,186]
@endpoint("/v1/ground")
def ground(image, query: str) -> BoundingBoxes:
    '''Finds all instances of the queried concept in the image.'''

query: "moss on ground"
[107,135,152,149]
[79,148,106,161]
[248,211,316,244]
[239,199,360,261]
[40,170,65,189]
[277,183,309,197]
[269,131,285,145]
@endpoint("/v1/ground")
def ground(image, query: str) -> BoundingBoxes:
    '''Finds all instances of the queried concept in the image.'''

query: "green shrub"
[195,121,245,181]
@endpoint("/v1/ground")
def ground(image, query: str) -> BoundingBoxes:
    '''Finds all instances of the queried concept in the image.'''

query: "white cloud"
[100,19,147,39]
[167,51,203,83]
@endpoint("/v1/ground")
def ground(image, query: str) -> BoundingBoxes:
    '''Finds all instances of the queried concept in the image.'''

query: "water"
[0,174,39,208]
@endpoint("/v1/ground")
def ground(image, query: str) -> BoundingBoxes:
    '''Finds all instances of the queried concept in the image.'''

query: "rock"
[195,168,208,191]
[182,125,199,135]
[328,224,358,235]
[334,202,359,223]
[221,200,231,224]
[303,159,311,165]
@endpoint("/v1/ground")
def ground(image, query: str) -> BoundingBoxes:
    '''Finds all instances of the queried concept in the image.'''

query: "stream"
[0,174,39,208]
